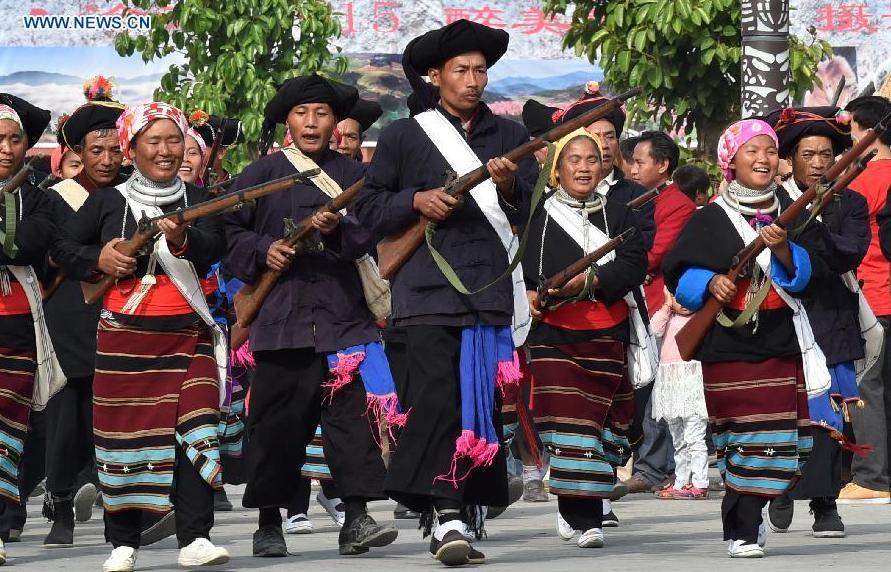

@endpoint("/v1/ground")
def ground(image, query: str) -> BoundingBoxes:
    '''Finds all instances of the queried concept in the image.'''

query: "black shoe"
[338,514,398,556]
[253,525,288,557]
[43,501,74,547]
[467,545,486,565]
[767,494,793,533]
[429,530,471,566]
[811,497,845,538]
[140,511,177,546]
[393,503,420,520]
[602,510,620,527]
[214,489,233,512]
[523,479,549,502]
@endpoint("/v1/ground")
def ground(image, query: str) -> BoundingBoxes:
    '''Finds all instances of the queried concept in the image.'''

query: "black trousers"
[721,490,767,543]
[288,478,341,517]
[243,348,386,509]
[385,325,508,512]
[789,428,841,500]
[104,448,213,548]
[0,409,46,538]
[558,495,602,531]
[45,376,98,499]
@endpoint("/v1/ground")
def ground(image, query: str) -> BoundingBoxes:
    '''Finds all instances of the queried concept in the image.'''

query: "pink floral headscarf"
[116,102,189,160]
[0,104,23,134]
[717,119,779,182]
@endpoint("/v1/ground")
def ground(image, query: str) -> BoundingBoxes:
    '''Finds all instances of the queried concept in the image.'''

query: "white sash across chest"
[413,109,531,346]
[542,197,658,387]
[116,184,228,401]
[713,196,830,396]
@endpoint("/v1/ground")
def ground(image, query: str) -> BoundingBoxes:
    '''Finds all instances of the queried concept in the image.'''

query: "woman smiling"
[522,129,646,549]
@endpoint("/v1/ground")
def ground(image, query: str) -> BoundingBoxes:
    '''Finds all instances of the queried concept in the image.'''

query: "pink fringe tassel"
[322,351,365,403]
[434,429,500,489]
[495,351,522,395]
[364,393,410,449]
[230,343,255,369]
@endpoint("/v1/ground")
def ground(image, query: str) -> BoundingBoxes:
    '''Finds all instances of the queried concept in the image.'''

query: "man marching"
[224,73,397,559]
[355,20,538,566]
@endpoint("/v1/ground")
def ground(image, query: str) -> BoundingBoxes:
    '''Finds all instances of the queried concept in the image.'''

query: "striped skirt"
[702,356,812,496]
[529,338,627,498]
[300,425,331,480]
[0,347,36,504]
[93,319,223,513]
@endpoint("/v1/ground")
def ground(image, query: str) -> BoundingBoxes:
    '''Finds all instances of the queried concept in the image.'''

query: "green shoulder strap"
[0,193,18,258]
[425,144,555,295]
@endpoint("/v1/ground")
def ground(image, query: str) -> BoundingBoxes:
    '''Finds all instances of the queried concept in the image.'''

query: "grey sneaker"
[523,479,549,502]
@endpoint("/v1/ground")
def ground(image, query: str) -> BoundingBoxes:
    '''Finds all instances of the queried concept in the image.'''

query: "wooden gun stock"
[376,88,643,279]
[535,227,635,312]
[80,170,317,305]
[232,178,366,329]
[0,160,35,203]
[674,116,889,361]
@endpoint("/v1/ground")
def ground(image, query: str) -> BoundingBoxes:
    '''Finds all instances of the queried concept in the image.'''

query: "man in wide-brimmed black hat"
[355,19,539,566]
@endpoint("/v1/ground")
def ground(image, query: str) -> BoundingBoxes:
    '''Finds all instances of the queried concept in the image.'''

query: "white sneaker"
[176,538,229,567]
[0,538,6,566]
[316,490,345,527]
[556,513,578,541]
[757,522,767,548]
[103,546,137,572]
[728,539,764,558]
[577,527,604,548]
[284,514,314,534]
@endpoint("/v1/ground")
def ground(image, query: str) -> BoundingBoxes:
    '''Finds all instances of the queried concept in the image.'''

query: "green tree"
[543,0,832,159]
[115,0,348,171]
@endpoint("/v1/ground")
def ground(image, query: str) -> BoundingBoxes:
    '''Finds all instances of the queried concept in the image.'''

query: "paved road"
[5,485,888,570]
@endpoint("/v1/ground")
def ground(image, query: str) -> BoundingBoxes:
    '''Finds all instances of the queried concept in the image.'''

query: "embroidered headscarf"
[717,119,779,182]
[186,127,207,158]
[116,101,189,161]
[548,127,603,188]
[0,104,23,135]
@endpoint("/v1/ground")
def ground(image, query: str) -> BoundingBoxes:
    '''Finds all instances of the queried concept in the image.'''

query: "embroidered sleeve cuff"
[168,234,189,257]
[675,267,716,312]
[771,241,811,293]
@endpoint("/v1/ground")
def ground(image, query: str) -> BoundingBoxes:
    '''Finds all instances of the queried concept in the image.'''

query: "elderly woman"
[523,129,646,548]
[0,93,59,564]
[55,102,229,571]
[663,119,827,558]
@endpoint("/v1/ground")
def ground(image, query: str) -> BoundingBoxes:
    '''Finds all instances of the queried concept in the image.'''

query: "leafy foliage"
[115,0,348,171]
[543,0,833,158]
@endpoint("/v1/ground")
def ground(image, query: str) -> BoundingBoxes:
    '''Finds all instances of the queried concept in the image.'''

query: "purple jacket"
[223,150,377,353]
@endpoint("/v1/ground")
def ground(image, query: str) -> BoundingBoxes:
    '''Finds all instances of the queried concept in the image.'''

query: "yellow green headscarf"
[548,127,603,188]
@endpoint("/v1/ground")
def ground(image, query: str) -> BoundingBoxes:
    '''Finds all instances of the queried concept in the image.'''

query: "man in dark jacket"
[224,74,396,559]
[764,105,870,537]
[354,20,538,566]
[44,86,127,547]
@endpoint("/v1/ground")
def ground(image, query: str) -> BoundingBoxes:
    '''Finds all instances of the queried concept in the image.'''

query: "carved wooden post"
[740,0,790,117]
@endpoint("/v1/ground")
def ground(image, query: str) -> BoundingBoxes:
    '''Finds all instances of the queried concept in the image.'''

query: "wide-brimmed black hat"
[764,106,852,158]
[60,101,126,148]
[347,98,383,133]
[0,93,51,149]
[522,99,558,138]
[264,73,359,125]
[403,19,508,75]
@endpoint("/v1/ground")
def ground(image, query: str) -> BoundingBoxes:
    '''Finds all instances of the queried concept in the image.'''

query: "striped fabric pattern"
[93,319,223,513]
[218,377,246,458]
[602,373,634,468]
[0,347,36,504]
[702,356,813,496]
[530,339,627,498]
[301,425,332,480]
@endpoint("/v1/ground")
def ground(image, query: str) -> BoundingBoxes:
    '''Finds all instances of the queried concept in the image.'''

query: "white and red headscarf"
[116,102,189,160]
[0,104,23,134]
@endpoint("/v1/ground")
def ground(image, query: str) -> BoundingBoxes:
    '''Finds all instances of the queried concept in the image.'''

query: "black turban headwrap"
[0,93,51,149]
[764,106,852,159]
